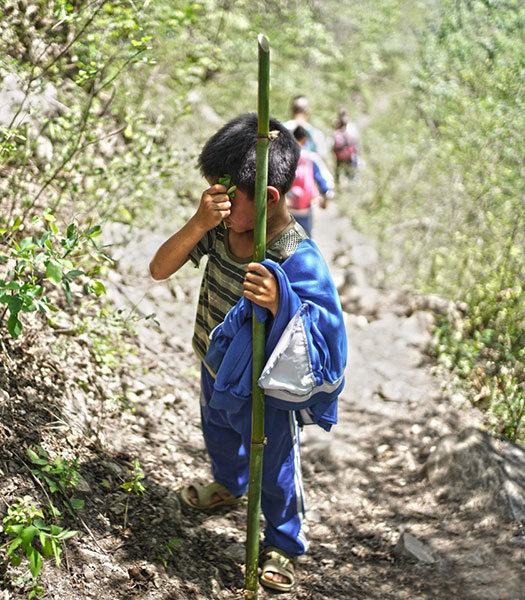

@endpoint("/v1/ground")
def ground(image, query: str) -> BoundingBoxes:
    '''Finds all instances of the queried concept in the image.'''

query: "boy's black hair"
[198,113,300,197]
[293,125,307,142]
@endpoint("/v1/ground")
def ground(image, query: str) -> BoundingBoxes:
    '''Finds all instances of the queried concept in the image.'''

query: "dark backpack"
[333,129,357,166]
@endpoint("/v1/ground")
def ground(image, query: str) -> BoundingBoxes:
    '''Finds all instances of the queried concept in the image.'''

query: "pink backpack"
[287,154,317,210]
[333,128,357,166]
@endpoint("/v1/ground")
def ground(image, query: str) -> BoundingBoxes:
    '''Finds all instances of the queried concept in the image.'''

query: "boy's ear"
[266,186,280,206]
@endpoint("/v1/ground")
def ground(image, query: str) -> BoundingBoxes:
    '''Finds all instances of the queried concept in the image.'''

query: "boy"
[149,113,346,592]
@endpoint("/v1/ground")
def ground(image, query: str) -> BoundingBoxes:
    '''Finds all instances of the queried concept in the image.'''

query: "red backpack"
[287,154,317,211]
[333,128,357,165]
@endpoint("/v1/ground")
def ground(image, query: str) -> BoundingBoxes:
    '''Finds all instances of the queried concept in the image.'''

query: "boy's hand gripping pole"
[245,33,270,599]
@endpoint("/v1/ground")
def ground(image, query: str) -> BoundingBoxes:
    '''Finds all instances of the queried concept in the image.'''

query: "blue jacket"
[204,239,347,431]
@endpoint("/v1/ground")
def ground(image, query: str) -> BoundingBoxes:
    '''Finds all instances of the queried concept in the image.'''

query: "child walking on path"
[287,125,334,236]
[149,113,347,592]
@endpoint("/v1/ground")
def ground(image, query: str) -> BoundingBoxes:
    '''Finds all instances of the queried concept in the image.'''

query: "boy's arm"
[149,183,231,280]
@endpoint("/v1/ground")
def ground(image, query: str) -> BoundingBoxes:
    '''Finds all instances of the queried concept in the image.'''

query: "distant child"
[284,94,329,159]
[332,107,360,185]
[149,113,346,592]
[286,125,334,236]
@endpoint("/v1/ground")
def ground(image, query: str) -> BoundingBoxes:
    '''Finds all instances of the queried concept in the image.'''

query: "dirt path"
[6,199,520,600]
[300,204,525,599]
[95,197,524,600]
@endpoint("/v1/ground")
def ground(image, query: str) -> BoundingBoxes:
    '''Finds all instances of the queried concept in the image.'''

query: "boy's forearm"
[149,215,208,280]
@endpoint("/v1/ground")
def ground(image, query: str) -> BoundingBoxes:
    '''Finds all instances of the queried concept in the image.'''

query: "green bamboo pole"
[244,33,270,599]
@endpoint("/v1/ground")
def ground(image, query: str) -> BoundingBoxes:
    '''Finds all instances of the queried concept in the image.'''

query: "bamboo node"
[256,131,280,142]
[251,437,267,447]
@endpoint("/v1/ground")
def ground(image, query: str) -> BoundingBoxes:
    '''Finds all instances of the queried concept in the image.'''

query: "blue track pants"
[200,364,308,556]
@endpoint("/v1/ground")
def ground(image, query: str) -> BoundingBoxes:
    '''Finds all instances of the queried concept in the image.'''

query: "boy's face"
[204,175,255,233]
[205,176,280,234]
[224,187,255,233]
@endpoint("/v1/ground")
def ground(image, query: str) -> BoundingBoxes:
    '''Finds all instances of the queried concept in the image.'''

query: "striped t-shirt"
[189,218,308,362]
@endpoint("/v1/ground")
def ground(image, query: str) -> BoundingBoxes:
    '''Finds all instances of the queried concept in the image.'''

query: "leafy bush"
[1,496,77,599]
[0,0,201,342]
[350,0,524,439]
[0,213,110,337]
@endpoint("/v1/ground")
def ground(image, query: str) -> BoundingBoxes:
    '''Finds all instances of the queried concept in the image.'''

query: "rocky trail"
[1,200,524,600]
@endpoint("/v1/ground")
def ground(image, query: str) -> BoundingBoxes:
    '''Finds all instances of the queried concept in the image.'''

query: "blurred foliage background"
[0,0,523,439]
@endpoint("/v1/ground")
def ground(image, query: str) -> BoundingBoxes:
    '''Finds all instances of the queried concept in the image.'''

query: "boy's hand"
[195,184,231,231]
[243,263,280,317]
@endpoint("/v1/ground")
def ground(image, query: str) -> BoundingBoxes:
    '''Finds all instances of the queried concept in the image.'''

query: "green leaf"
[7,313,22,338]
[8,524,25,535]
[52,540,62,566]
[33,519,49,530]
[47,479,60,494]
[57,529,77,540]
[66,269,84,278]
[46,262,63,284]
[7,294,22,313]
[50,222,59,235]
[21,525,38,553]
[86,225,102,238]
[7,537,23,555]
[91,280,106,297]
[66,223,78,239]
[10,553,21,567]
[69,498,84,509]
[40,534,54,558]
[27,448,48,465]
[28,547,43,577]
[11,216,21,232]
[63,280,71,305]
[19,236,37,251]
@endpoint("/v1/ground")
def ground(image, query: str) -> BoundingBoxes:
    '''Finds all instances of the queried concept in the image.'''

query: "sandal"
[260,546,296,592]
[180,481,243,511]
